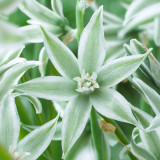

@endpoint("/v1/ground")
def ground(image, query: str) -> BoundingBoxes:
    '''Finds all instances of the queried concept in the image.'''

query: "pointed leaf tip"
[16,115,59,160]
[41,27,80,78]
[78,6,105,74]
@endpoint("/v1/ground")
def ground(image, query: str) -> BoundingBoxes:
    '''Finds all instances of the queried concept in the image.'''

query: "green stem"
[90,108,110,160]
[37,114,44,125]
[101,115,138,160]
[76,0,84,43]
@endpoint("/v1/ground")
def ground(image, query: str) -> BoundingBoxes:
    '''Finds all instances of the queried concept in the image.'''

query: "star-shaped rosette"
[0,95,58,160]
[14,7,151,157]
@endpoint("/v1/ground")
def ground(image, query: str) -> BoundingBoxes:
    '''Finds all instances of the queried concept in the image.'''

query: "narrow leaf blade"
[78,7,105,74]
[98,51,151,87]
[14,76,77,101]
[90,87,137,125]
[0,95,20,150]
[62,95,92,157]
[16,115,59,160]
[41,27,80,79]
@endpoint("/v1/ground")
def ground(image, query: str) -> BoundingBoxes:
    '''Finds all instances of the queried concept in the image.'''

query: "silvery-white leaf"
[22,122,62,141]
[133,77,160,115]
[124,0,158,25]
[41,27,80,79]
[19,0,66,27]
[51,0,64,17]
[62,95,92,157]
[0,95,20,150]
[14,76,78,101]
[147,116,160,131]
[98,52,150,87]
[149,53,160,88]
[130,39,148,55]
[120,2,160,37]
[130,128,157,160]
[78,7,105,74]
[16,115,59,160]
[13,93,42,114]
[19,25,62,43]
[0,46,24,66]
[0,61,39,101]
[154,17,160,46]
[39,47,48,77]
[90,87,138,125]
[65,132,96,160]
[131,107,160,159]
[0,20,25,49]
[0,58,26,75]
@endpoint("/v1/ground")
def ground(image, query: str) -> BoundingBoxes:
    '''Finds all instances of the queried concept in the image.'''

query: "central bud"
[73,70,99,94]
[10,147,30,160]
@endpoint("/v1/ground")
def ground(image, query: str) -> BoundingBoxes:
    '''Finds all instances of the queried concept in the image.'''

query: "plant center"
[73,70,99,94]
[10,148,30,160]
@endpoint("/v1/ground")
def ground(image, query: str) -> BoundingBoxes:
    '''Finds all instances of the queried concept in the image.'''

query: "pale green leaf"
[0,95,20,150]
[0,20,25,48]
[154,17,160,46]
[62,95,92,157]
[39,47,48,77]
[149,53,160,88]
[13,93,42,114]
[120,2,160,36]
[51,0,64,17]
[131,107,160,159]
[130,128,157,160]
[18,25,43,43]
[16,115,59,160]
[65,132,96,160]
[133,77,160,115]
[14,76,78,101]
[130,39,149,55]
[22,124,38,133]
[22,122,62,141]
[123,43,132,55]
[19,25,62,43]
[90,87,137,125]
[0,46,24,66]
[124,0,158,24]
[131,106,152,128]
[130,141,156,160]
[98,52,150,87]
[0,58,26,75]
[139,129,160,159]
[147,116,160,131]
[19,0,66,27]
[0,61,39,101]
[41,27,80,79]
[78,7,105,74]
